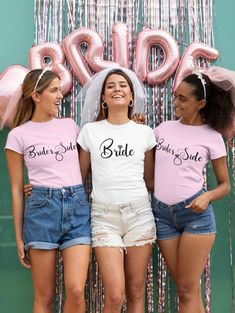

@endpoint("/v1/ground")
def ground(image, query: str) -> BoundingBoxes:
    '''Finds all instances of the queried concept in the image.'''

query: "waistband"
[156,188,206,208]
[31,184,84,197]
[92,196,150,211]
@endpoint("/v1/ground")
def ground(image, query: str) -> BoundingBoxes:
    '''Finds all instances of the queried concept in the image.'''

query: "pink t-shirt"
[5,118,82,188]
[154,120,227,205]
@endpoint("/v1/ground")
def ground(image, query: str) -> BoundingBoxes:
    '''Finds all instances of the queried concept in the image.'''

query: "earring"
[101,102,108,118]
[129,100,134,107]
[102,102,108,109]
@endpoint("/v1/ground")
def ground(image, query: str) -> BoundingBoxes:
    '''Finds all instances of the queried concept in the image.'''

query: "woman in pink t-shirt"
[5,69,91,313]
[152,69,235,313]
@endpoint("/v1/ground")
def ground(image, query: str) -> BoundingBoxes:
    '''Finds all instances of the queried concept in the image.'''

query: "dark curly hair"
[183,73,235,134]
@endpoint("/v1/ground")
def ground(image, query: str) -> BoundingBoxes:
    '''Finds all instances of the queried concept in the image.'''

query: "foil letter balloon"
[62,28,118,85]
[29,43,72,95]
[0,65,29,128]
[112,22,129,68]
[173,42,219,91]
[135,28,180,85]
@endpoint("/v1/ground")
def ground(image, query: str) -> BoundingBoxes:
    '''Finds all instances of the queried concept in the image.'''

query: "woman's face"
[174,81,204,121]
[35,77,63,117]
[102,74,133,110]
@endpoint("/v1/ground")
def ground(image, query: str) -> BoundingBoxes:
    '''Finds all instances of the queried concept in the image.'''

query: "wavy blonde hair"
[12,69,59,128]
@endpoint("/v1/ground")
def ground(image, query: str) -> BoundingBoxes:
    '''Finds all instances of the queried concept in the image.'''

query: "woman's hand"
[185,192,211,213]
[24,183,32,198]
[131,113,145,124]
[16,239,31,269]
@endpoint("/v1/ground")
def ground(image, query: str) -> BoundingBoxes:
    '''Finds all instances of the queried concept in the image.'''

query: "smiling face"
[102,73,133,111]
[33,77,63,119]
[174,81,206,124]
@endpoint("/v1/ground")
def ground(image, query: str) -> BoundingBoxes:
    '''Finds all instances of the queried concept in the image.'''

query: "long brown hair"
[96,69,134,121]
[12,69,59,128]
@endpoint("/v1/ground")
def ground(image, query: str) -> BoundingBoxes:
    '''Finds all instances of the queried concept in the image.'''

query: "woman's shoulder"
[57,117,77,125]
[154,120,177,130]
[8,120,32,135]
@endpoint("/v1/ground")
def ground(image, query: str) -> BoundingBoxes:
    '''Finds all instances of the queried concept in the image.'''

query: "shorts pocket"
[25,193,48,209]
[91,209,104,218]
[73,191,89,206]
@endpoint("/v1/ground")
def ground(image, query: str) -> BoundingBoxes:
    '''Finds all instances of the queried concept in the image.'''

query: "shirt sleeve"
[209,134,227,159]
[154,125,160,142]
[4,129,23,154]
[145,126,157,151]
[71,118,80,137]
[77,124,90,152]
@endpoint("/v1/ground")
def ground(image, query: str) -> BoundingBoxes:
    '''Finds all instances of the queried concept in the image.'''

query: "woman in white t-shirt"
[4,69,91,313]
[152,69,235,313]
[77,67,156,313]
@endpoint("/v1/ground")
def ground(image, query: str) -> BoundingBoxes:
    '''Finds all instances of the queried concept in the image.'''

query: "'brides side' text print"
[25,142,77,161]
[156,138,203,166]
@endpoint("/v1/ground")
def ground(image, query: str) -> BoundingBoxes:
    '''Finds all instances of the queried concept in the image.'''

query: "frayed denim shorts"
[152,189,217,240]
[23,184,91,251]
[91,197,156,248]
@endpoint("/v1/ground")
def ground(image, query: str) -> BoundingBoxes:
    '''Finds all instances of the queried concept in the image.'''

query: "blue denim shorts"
[23,184,91,251]
[152,189,217,240]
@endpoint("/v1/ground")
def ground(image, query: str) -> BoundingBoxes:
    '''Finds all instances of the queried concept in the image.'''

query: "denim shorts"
[91,197,156,248]
[152,189,217,240]
[23,184,91,251]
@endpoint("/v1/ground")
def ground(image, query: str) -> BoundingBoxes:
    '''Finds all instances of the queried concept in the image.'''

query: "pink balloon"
[29,43,73,95]
[0,65,29,128]
[134,28,180,85]
[62,28,118,86]
[173,42,219,91]
[112,22,129,68]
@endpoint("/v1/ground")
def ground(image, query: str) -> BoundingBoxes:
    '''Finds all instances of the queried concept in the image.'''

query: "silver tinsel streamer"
[32,1,232,312]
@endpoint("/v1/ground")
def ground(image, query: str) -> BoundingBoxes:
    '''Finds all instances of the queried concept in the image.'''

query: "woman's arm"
[186,156,230,212]
[144,148,155,192]
[78,145,91,184]
[207,156,231,199]
[5,149,31,269]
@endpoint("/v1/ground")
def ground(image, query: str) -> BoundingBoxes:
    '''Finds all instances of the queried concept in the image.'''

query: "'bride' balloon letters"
[29,22,219,89]
[0,22,219,127]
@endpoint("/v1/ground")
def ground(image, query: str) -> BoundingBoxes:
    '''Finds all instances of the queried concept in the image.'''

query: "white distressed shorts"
[91,197,156,248]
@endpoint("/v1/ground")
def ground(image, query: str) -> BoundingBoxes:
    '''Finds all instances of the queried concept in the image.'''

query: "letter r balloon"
[62,28,118,85]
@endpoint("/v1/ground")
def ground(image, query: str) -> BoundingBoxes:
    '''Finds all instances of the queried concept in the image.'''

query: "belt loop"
[130,201,135,212]
[49,188,52,198]
[104,202,109,214]
[70,186,74,196]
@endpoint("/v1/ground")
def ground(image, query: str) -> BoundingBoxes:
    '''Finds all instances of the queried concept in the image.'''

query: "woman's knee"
[34,289,55,306]
[106,291,125,308]
[177,281,198,303]
[66,285,85,303]
[126,284,145,302]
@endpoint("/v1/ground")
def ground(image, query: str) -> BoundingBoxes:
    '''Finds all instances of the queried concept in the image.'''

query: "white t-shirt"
[77,119,156,202]
[5,118,83,188]
[154,120,227,205]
